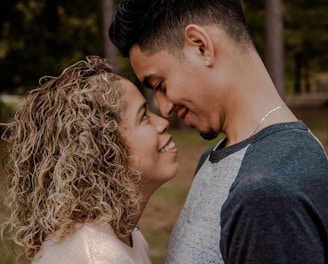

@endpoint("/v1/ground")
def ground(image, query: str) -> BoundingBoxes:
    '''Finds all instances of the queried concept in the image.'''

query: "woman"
[1,56,178,263]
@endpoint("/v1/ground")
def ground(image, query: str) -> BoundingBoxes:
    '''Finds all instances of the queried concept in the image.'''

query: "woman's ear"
[184,24,214,66]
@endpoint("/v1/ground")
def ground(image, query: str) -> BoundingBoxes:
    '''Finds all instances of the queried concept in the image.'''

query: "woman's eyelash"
[142,110,150,121]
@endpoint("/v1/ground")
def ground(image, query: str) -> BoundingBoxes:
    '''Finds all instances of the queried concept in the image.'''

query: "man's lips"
[177,108,187,120]
[178,109,191,126]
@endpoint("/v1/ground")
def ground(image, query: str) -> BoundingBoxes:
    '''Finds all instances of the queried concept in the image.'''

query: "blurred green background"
[0,0,327,96]
[0,0,327,263]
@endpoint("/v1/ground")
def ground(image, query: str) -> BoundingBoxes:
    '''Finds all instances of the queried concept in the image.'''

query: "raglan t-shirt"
[166,121,328,264]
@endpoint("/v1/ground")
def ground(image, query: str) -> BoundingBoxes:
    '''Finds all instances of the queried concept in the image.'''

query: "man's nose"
[156,93,175,118]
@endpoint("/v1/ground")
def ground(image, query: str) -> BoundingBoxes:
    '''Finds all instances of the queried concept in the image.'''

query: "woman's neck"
[118,195,150,247]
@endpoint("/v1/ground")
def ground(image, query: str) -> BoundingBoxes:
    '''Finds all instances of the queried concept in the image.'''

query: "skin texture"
[118,79,179,245]
[119,78,179,210]
[130,24,297,146]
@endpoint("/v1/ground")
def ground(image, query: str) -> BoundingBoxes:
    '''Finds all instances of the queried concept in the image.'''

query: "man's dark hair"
[109,0,252,57]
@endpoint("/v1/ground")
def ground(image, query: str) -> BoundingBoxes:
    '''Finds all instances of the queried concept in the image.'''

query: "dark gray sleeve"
[220,130,328,264]
[221,178,327,264]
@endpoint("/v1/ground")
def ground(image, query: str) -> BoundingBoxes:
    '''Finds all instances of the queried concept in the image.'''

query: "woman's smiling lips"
[159,138,177,153]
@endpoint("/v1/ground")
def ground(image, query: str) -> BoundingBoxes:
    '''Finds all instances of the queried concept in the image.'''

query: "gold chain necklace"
[250,103,286,136]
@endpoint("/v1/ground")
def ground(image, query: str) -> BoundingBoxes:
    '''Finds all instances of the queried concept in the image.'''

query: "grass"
[0,105,327,264]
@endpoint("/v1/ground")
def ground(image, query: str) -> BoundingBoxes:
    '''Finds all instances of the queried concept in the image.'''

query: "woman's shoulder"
[32,223,137,264]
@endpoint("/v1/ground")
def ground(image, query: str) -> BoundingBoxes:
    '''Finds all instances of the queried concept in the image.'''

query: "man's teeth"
[160,141,176,152]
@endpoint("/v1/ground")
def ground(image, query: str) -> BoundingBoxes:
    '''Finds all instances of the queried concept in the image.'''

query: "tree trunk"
[265,0,284,97]
[304,58,310,93]
[101,0,118,69]
[294,52,302,94]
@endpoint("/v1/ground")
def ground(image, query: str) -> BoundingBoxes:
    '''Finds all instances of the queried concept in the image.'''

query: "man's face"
[129,45,219,140]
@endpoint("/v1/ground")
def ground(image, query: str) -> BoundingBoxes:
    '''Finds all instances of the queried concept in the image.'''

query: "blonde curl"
[1,56,140,260]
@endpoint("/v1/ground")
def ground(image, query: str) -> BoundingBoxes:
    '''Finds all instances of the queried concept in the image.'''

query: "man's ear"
[184,24,214,66]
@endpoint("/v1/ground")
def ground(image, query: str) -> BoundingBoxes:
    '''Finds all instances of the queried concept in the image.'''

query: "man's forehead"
[130,46,159,81]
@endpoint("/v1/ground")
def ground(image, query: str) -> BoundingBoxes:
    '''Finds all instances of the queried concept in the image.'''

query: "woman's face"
[118,79,179,197]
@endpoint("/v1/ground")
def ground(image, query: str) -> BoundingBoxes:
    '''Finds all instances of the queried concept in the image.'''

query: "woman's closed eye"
[141,109,150,122]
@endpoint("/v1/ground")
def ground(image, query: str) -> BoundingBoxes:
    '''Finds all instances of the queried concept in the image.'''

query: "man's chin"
[190,125,218,140]
[200,131,218,140]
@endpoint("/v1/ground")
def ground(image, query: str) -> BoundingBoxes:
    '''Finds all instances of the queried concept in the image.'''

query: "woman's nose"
[152,113,169,134]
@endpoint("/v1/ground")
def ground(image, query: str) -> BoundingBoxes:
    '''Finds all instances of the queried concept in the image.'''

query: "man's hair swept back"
[109,0,252,57]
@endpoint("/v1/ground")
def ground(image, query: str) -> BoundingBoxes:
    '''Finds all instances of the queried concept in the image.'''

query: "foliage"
[0,0,103,93]
[284,0,328,72]
[0,0,327,94]
[243,0,328,93]
[0,101,19,122]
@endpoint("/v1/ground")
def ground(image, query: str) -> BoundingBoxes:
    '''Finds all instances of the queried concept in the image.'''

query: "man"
[109,0,328,263]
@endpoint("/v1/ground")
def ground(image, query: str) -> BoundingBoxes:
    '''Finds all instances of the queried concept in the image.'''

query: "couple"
[2,0,328,263]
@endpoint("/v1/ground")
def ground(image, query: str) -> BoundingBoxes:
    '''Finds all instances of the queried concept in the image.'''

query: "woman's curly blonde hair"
[1,56,140,260]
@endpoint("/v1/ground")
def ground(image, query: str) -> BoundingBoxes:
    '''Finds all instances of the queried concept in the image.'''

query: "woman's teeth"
[160,141,176,152]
